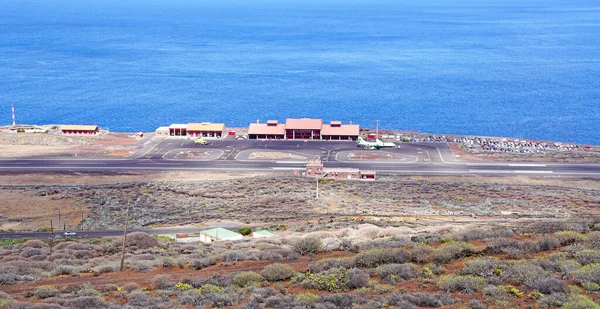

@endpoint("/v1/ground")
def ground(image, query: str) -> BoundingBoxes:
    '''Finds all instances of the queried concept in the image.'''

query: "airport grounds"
[0,128,600,308]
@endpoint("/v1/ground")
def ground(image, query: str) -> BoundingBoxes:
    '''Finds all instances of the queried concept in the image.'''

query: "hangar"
[248,120,285,139]
[187,123,225,138]
[61,125,99,135]
[321,121,360,141]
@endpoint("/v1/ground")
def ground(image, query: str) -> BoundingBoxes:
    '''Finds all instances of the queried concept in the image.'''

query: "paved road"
[0,139,599,176]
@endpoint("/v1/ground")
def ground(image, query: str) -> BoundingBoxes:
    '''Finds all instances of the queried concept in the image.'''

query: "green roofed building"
[252,230,276,238]
[198,227,243,243]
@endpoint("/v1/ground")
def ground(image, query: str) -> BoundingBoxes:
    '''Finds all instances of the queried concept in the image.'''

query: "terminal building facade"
[248,118,359,140]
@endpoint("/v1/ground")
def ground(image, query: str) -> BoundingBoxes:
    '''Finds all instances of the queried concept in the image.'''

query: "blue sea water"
[1,0,599,144]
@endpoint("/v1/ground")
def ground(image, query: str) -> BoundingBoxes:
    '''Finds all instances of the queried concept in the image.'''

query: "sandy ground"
[0,132,141,158]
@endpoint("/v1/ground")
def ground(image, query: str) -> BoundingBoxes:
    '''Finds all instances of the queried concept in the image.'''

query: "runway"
[0,139,599,176]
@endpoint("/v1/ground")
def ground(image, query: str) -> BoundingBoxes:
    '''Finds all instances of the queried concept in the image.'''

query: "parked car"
[63,231,77,237]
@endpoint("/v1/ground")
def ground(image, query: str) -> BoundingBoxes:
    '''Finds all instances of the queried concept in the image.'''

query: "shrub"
[127,290,155,307]
[452,228,514,241]
[92,263,118,274]
[575,250,600,265]
[232,271,264,288]
[34,286,59,299]
[189,256,217,270]
[376,263,419,284]
[66,296,107,309]
[373,283,394,294]
[122,282,141,292]
[52,265,80,276]
[354,248,410,268]
[502,261,550,285]
[386,293,417,309]
[21,240,49,249]
[437,274,486,294]
[264,295,293,308]
[467,299,486,309]
[581,281,600,291]
[238,227,252,236]
[300,267,352,292]
[562,295,599,309]
[485,237,521,254]
[411,245,433,263]
[152,274,172,290]
[21,248,43,258]
[556,231,587,245]
[126,232,159,249]
[221,251,257,262]
[573,263,600,284]
[309,257,355,273]
[534,235,561,252]
[462,257,498,277]
[260,263,295,282]
[294,293,319,307]
[527,277,566,294]
[292,237,323,255]
[318,293,357,308]
[347,268,369,289]
[434,242,473,263]
[403,292,457,307]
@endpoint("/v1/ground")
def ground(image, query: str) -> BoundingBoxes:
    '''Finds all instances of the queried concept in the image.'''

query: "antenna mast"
[12,104,16,126]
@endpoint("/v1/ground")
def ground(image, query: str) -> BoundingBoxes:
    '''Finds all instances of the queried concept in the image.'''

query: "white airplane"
[357,137,397,149]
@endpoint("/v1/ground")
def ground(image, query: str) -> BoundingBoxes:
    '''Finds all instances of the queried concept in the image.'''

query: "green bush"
[437,274,486,294]
[556,231,588,245]
[308,257,355,273]
[354,248,410,268]
[261,263,295,282]
[573,263,600,284]
[562,295,600,309]
[294,292,319,307]
[232,271,264,288]
[152,274,172,290]
[502,261,550,285]
[34,285,59,299]
[238,227,252,236]
[434,242,474,263]
[575,250,600,265]
[292,237,323,255]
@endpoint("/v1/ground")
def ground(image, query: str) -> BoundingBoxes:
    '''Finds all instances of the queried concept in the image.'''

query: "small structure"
[305,158,376,180]
[61,125,99,135]
[187,123,225,138]
[285,118,323,140]
[321,121,360,141]
[155,126,169,137]
[248,120,286,139]
[198,228,243,243]
[252,230,276,238]
[169,124,188,136]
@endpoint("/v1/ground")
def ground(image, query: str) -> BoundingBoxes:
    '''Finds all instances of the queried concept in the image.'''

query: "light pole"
[376,120,379,140]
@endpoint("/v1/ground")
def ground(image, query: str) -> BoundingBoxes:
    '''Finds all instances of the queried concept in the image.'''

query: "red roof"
[285,118,323,130]
[248,123,286,135]
[321,124,360,136]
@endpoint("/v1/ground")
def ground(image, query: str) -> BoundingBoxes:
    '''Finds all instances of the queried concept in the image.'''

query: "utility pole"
[120,202,130,271]
[49,219,54,261]
[376,120,379,140]
[12,104,16,126]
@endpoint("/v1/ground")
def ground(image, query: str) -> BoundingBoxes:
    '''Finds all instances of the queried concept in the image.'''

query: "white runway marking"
[509,164,547,167]
[514,171,553,174]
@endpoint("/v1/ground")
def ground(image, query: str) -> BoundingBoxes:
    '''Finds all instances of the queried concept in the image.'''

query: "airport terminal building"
[248,118,359,140]
[156,122,225,138]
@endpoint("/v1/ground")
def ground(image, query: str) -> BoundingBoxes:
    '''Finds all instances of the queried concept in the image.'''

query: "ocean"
[1,0,599,144]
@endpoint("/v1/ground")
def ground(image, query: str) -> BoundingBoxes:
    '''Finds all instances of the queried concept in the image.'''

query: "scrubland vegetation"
[1,219,600,308]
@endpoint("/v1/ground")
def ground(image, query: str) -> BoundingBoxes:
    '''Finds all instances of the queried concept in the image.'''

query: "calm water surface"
[1,0,599,144]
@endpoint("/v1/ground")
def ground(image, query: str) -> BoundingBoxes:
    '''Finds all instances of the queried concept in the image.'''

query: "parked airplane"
[357,137,397,150]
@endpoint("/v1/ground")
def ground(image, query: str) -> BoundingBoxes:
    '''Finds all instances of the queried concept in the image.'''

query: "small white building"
[198,228,243,243]
[155,127,169,137]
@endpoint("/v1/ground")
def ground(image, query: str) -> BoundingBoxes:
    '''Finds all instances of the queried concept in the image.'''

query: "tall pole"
[49,220,54,261]
[120,202,130,271]
[316,174,319,199]
[12,104,16,126]
[376,120,379,140]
